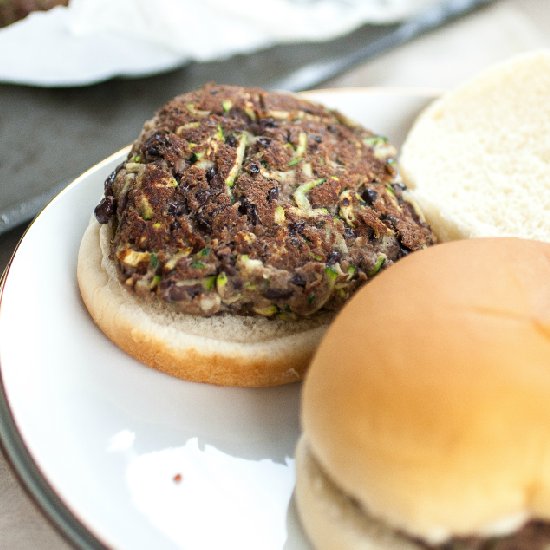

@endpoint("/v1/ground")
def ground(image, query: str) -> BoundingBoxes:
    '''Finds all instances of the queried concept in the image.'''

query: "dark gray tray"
[0,0,493,236]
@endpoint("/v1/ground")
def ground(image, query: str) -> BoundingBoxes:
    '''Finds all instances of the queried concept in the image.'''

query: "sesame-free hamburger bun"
[399,50,550,243]
[296,237,550,548]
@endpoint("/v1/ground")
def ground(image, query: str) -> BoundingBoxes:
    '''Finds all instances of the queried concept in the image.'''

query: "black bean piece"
[289,236,302,248]
[225,134,238,147]
[344,226,356,239]
[104,163,122,195]
[185,286,203,298]
[195,189,211,205]
[261,118,277,128]
[290,273,306,287]
[237,201,247,216]
[218,252,238,276]
[257,137,271,147]
[232,278,243,290]
[146,145,160,158]
[381,214,398,227]
[327,250,341,265]
[263,288,294,300]
[246,203,260,225]
[288,221,306,236]
[365,226,375,240]
[196,215,211,232]
[361,188,378,205]
[247,203,259,225]
[313,134,322,143]
[190,152,202,164]
[238,198,259,225]
[249,163,260,174]
[144,132,170,160]
[267,187,279,202]
[104,180,114,197]
[205,165,217,182]
[94,196,115,224]
[167,201,186,216]
[327,125,337,133]
[167,286,187,302]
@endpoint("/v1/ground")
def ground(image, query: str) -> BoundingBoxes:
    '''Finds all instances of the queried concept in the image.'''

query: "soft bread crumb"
[400,49,550,242]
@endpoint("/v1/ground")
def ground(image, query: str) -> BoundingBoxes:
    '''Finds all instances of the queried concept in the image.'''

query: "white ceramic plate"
[0,89,436,550]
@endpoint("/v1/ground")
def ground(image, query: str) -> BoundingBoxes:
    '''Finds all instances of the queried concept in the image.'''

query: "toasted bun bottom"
[77,218,330,386]
[295,436,421,550]
[301,238,550,542]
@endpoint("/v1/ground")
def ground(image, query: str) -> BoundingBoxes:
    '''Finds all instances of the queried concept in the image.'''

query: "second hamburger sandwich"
[296,237,550,549]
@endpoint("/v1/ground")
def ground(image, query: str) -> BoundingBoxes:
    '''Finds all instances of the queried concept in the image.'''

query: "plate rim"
[0,146,129,549]
[0,147,129,550]
[0,362,106,549]
[0,87,439,549]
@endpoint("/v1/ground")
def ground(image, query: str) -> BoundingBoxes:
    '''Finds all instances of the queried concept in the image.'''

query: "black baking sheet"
[0,0,494,234]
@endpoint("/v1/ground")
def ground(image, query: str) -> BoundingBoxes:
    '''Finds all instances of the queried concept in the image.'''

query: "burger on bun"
[296,237,550,548]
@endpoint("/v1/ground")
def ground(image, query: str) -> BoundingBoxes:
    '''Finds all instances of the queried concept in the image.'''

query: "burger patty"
[414,520,550,549]
[0,0,67,27]
[95,84,435,318]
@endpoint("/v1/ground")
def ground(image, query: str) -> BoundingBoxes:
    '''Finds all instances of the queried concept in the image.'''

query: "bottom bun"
[76,218,330,387]
[295,436,420,550]
[295,437,550,550]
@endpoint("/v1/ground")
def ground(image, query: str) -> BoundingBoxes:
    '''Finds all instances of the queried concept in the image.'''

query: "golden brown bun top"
[301,237,550,543]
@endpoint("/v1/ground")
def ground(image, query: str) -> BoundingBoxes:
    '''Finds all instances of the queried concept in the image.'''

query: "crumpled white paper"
[0,0,440,86]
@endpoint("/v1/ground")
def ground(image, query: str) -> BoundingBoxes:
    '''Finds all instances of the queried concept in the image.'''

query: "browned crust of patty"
[96,84,435,318]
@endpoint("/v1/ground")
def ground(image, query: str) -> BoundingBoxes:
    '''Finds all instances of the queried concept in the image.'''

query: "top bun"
[400,50,550,242]
[301,237,550,543]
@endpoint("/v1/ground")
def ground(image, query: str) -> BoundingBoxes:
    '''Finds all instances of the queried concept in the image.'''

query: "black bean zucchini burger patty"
[78,84,435,386]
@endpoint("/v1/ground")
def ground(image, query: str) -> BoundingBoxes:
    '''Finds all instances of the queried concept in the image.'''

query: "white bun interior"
[400,49,550,243]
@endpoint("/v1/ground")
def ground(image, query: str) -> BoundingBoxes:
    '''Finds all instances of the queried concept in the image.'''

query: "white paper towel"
[0,0,440,86]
